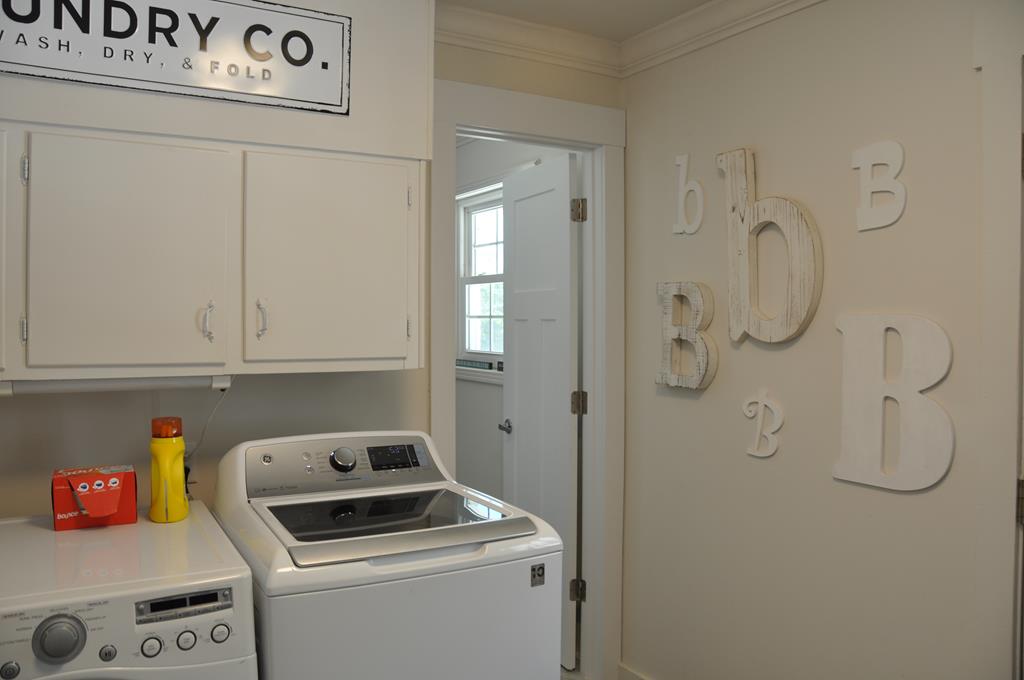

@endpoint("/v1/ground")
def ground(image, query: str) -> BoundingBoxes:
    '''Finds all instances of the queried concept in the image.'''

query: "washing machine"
[0,501,257,680]
[212,431,563,680]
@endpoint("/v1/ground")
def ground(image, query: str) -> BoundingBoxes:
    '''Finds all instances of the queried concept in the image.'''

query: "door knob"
[498,419,513,434]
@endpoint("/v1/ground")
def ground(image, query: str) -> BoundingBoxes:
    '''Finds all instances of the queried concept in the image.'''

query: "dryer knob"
[32,615,87,664]
[329,447,357,473]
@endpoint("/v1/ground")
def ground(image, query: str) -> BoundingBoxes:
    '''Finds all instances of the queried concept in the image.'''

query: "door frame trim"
[431,79,625,680]
[973,2,1024,677]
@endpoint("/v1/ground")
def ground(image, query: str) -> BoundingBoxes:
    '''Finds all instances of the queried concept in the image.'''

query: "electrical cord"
[185,385,231,462]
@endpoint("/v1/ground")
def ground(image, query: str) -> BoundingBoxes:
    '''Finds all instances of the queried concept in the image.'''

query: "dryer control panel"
[245,434,446,499]
[0,581,247,679]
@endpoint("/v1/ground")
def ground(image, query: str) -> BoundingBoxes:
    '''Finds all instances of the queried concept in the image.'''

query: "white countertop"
[0,501,249,605]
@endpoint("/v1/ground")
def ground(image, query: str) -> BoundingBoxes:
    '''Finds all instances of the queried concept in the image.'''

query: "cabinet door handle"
[201,301,216,343]
[498,418,513,434]
[256,299,269,340]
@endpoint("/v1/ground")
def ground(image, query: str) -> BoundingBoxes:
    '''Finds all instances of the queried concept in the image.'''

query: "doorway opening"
[432,79,625,680]
[454,134,587,673]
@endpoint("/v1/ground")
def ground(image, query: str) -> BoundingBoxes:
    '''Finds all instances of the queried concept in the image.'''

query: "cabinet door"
[243,151,412,362]
[27,133,231,367]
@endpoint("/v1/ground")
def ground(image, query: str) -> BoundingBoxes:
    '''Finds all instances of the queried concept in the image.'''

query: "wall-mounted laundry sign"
[0,0,352,114]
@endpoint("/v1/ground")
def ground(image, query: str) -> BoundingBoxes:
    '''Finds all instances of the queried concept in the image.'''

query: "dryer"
[213,431,563,680]
[0,501,256,680]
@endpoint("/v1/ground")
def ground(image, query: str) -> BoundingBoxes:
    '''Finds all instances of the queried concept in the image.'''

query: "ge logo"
[261,454,274,465]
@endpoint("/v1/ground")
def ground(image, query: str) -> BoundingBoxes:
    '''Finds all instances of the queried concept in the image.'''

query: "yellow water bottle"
[149,417,189,523]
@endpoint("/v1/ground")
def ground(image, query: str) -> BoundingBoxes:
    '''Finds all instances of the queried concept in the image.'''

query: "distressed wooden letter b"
[716,148,824,343]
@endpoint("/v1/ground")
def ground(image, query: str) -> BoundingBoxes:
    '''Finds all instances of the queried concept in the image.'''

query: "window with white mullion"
[457,186,504,363]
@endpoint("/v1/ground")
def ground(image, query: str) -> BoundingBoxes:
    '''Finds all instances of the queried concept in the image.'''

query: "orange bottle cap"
[152,417,183,438]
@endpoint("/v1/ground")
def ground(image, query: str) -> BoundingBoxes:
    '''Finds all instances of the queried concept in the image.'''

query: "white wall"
[454,377,503,497]
[620,0,1017,678]
[436,43,623,110]
[0,372,428,516]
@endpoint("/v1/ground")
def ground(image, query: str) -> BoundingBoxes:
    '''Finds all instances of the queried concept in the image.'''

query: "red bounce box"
[51,465,138,531]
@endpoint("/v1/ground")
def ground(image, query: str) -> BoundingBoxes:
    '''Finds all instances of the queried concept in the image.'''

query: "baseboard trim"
[619,663,654,680]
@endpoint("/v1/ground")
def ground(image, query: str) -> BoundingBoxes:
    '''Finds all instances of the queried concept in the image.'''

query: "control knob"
[32,614,87,664]
[329,447,357,473]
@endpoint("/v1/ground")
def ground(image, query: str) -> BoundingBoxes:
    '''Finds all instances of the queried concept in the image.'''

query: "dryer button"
[98,645,117,662]
[141,637,162,658]
[0,662,19,679]
[210,624,230,644]
[177,631,197,651]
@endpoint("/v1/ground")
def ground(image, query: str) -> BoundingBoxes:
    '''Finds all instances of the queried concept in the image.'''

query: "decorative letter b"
[716,148,824,343]
[656,282,718,390]
[852,141,907,232]
[834,314,954,491]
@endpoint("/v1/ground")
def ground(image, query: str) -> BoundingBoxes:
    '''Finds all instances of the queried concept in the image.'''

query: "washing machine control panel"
[245,434,446,499]
[0,580,247,679]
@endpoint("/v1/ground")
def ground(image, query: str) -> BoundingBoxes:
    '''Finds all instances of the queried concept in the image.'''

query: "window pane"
[473,244,499,276]
[497,210,504,243]
[467,283,491,316]
[480,317,492,351]
[491,283,504,316]
[473,208,498,245]
[491,318,504,354]
[467,318,486,352]
[497,244,504,275]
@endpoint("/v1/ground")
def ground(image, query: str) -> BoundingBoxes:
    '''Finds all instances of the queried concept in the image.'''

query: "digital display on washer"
[135,589,233,625]
[150,597,188,613]
[366,444,421,471]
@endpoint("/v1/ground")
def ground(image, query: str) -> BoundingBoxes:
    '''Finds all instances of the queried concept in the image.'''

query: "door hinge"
[570,390,588,416]
[407,186,413,209]
[1017,479,1024,525]
[569,578,587,603]
[20,155,29,184]
[570,198,587,223]
[406,317,412,338]
[19,317,28,344]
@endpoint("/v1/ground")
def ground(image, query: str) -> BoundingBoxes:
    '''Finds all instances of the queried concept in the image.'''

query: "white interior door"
[501,153,579,670]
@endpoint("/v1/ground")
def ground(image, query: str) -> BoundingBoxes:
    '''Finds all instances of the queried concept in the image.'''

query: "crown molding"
[434,4,621,78]
[619,0,828,76]
[435,0,827,79]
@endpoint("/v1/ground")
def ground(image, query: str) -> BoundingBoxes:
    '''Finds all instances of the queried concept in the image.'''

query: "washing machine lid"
[254,486,537,568]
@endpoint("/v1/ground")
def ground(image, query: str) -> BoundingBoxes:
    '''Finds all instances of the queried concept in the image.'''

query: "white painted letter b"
[852,141,907,231]
[834,314,954,491]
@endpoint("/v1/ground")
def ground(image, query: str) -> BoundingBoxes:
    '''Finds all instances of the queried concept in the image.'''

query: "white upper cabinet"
[242,151,414,363]
[0,0,431,382]
[25,133,231,368]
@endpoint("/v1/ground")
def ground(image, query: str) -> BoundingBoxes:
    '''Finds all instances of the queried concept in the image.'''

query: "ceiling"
[437,0,714,43]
